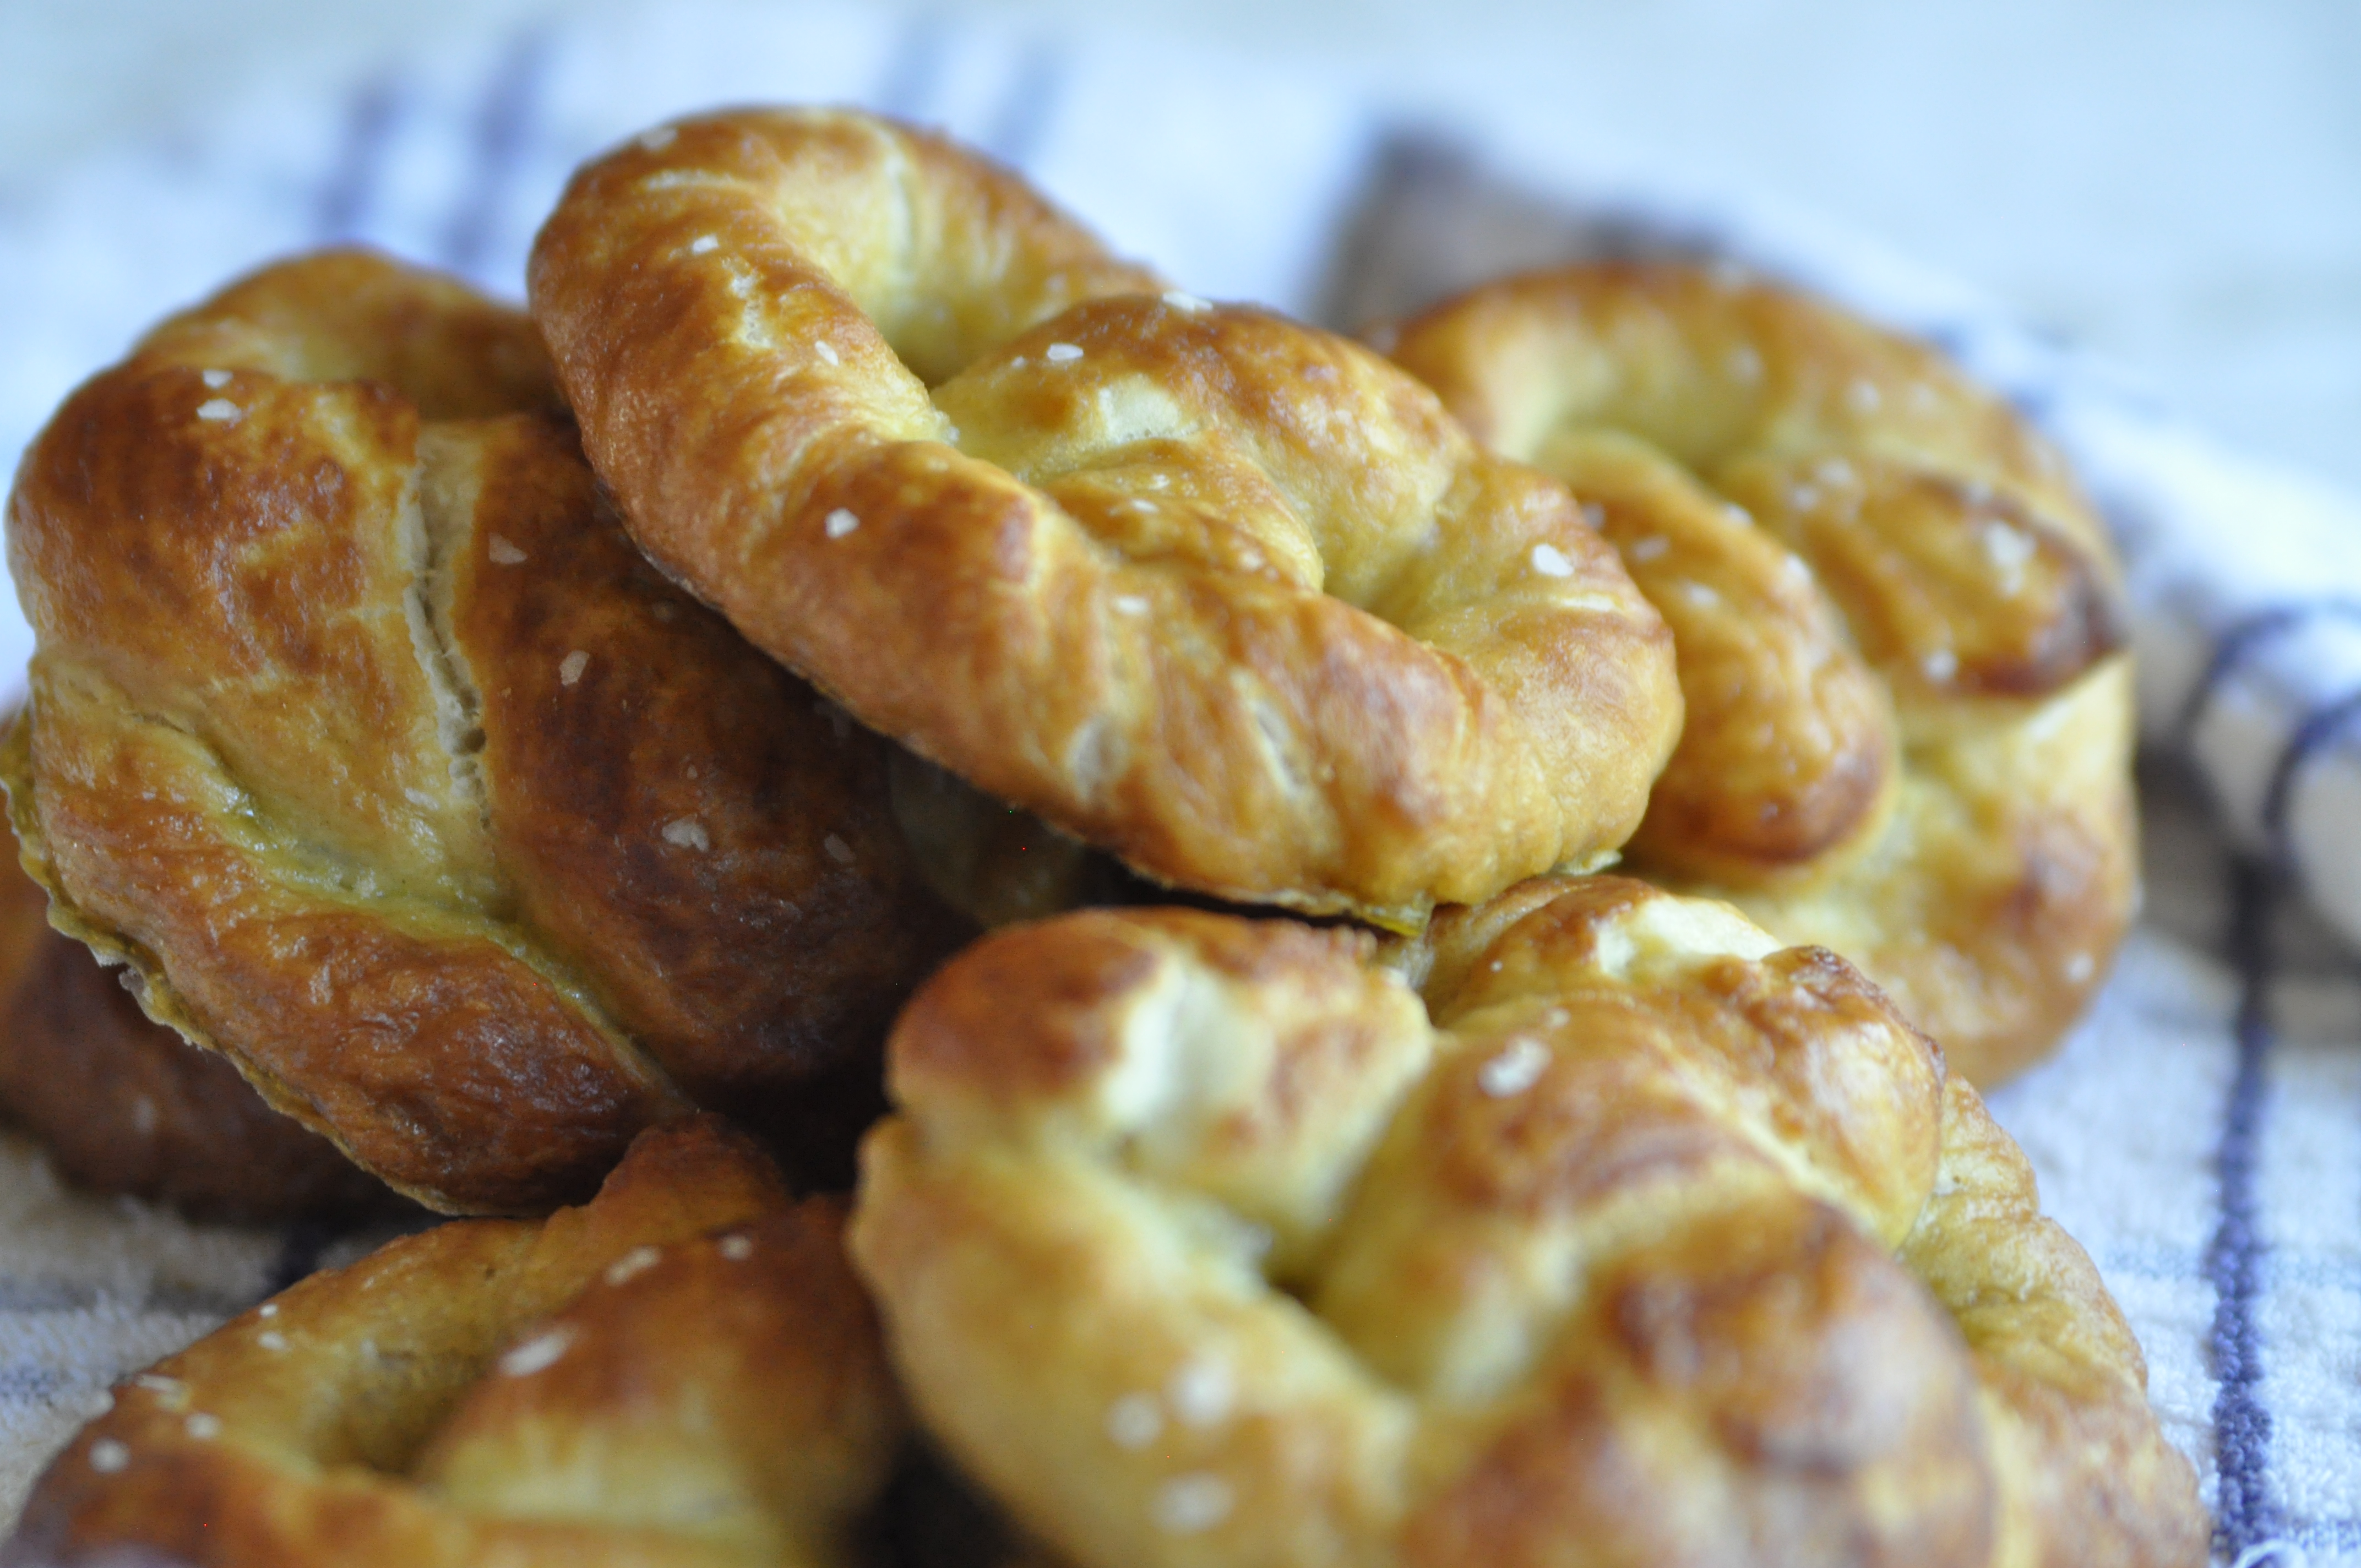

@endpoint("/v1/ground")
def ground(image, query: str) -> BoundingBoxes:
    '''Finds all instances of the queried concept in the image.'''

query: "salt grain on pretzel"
[530,108,1682,928]
[1388,264,2135,1080]
[850,880,2204,1567]
[4,251,968,1212]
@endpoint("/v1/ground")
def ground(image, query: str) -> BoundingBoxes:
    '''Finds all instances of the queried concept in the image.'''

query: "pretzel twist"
[530,109,1682,927]
[6,1120,912,1568]
[4,251,966,1212]
[1386,264,2135,1081]
[850,880,2204,1566]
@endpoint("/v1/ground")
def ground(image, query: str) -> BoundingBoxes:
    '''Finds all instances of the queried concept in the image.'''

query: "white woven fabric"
[4,6,2359,1561]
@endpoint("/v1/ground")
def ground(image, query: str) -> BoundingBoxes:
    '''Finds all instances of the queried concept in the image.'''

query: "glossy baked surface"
[530,107,1682,930]
[1388,264,2136,1082]
[852,879,2203,1566]
[4,251,968,1212]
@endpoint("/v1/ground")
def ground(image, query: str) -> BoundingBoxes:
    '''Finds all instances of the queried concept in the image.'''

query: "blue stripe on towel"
[981,43,1065,169]
[314,71,408,241]
[438,27,551,276]
[2206,858,2282,1558]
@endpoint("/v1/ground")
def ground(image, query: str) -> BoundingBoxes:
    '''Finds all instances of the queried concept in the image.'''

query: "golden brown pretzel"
[1386,264,2135,1082]
[0,807,391,1228]
[4,250,969,1213]
[530,108,1682,929]
[851,880,2204,1566]
[0,801,393,1221]
[5,1118,912,1568]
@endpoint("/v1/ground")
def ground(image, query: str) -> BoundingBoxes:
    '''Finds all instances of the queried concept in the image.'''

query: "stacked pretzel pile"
[2,108,2203,1565]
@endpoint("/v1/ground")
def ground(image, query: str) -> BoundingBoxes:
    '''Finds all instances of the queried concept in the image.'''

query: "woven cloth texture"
[3,8,2359,1563]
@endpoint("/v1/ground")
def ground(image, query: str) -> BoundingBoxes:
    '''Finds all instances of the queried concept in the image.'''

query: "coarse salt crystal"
[605,1245,662,1286]
[258,1303,279,1318]
[133,1374,184,1402]
[1106,1393,1161,1448]
[823,833,855,865]
[1982,522,2036,576]
[1626,535,1670,563]
[1045,342,1084,363]
[560,650,590,686]
[186,1413,222,1440]
[1154,1474,1233,1534]
[1163,291,1210,312]
[662,818,710,852]
[2066,952,2096,983]
[639,126,677,150]
[815,340,840,367]
[196,399,241,422]
[1113,595,1150,616]
[1529,542,1575,578]
[1727,344,1763,382]
[257,1332,287,1353]
[719,1234,755,1261]
[500,1327,575,1378]
[1845,378,1883,415]
[201,368,232,389]
[487,535,527,565]
[1922,648,1959,682]
[1478,1037,1550,1097]
[1680,581,1721,608]
[689,235,720,255]
[1167,1358,1234,1428]
[89,1440,130,1474]
[825,509,859,538]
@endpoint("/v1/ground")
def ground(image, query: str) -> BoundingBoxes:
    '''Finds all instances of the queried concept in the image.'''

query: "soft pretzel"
[850,880,2205,1566]
[1385,264,2135,1082]
[529,108,1682,928]
[0,798,393,1221]
[4,1118,916,1567]
[4,250,969,1213]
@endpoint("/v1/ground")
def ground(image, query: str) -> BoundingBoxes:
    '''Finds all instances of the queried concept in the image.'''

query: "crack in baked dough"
[852,880,2207,1567]
[4,249,973,1211]
[407,424,497,856]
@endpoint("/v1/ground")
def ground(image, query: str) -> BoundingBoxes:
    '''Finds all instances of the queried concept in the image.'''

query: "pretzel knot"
[530,109,1682,927]
[9,1120,916,1567]
[850,879,2204,1567]
[4,251,966,1213]
[1385,265,2134,1082]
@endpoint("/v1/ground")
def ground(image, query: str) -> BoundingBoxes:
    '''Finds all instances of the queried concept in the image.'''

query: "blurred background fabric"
[1,4,2358,1564]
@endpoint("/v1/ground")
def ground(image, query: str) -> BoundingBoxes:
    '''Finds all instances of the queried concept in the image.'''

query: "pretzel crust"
[850,881,2204,1567]
[529,109,1681,928]
[6,1119,907,1568]
[1386,264,2135,1082]
[0,813,392,1221]
[3,251,967,1213]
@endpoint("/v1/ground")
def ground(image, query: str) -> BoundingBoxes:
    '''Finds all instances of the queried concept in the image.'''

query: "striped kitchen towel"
[2,4,2358,1562]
